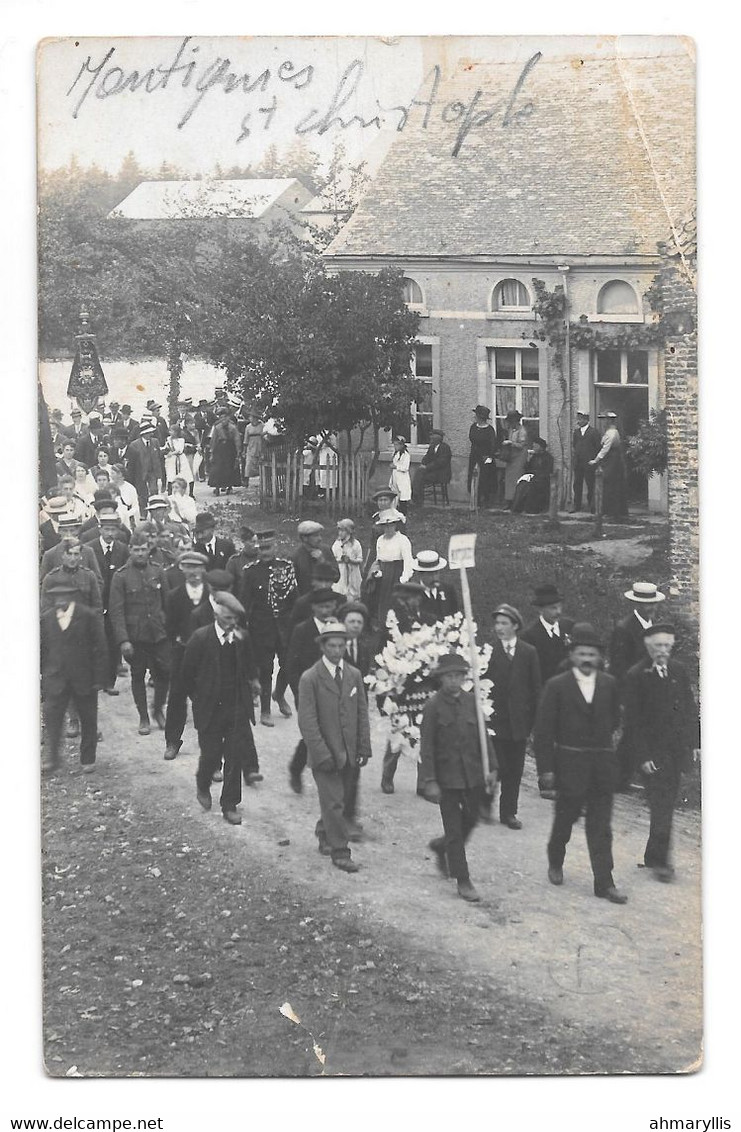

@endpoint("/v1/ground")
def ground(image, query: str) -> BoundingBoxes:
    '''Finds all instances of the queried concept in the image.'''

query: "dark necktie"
[335,665,343,689]
[103,543,113,566]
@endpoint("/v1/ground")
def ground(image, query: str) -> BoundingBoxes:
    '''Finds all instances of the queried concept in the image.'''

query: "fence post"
[546,468,560,529]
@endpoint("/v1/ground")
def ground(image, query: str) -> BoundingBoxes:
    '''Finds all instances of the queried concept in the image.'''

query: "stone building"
[324,38,695,515]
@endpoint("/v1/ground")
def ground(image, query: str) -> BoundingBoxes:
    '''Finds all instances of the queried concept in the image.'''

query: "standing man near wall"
[571,410,601,513]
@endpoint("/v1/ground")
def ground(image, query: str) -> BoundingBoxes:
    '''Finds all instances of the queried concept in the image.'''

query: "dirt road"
[42,683,702,1077]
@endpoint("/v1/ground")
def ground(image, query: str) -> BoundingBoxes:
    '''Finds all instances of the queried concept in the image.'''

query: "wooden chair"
[423,481,450,506]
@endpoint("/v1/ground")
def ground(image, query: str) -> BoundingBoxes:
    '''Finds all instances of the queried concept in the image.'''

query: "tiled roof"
[109,178,307,220]
[326,42,695,260]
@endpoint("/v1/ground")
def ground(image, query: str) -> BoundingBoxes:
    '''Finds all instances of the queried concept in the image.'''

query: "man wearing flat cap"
[239,530,298,726]
[298,622,371,871]
[521,584,576,684]
[622,624,700,882]
[40,576,107,775]
[421,653,497,903]
[162,550,211,760]
[109,527,170,736]
[411,429,452,507]
[286,588,342,794]
[292,521,336,596]
[182,590,261,825]
[571,410,601,512]
[483,604,541,830]
[534,623,627,904]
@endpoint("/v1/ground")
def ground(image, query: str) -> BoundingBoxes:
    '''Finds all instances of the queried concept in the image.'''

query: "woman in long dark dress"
[208,407,242,495]
[511,438,554,513]
[591,413,628,518]
[467,404,500,507]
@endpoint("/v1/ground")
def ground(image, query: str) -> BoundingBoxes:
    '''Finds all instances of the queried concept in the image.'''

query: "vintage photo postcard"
[37,34,699,1077]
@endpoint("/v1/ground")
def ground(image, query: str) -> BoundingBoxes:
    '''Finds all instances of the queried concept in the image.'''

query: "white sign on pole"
[448,532,477,570]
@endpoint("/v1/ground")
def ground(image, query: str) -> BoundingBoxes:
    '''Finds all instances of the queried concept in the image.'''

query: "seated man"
[511,438,554,514]
[411,429,452,506]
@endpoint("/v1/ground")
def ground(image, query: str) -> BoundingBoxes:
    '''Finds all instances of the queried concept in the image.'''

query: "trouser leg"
[72,690,99,765]
[196,725,225,793]
[104,614,119,687]
[381,741,400,785]
[573,464,585,511]
[221,724,256,812]
[343,762,360,823]
[547,791,586,868]
[439,788,478,881]
[258,656,275,714]
[164,645,188,748]
[129,646,149,719]
[411,468,426,505]
[495,738,527,820]
[312,767,349,857]
[150,639,170,714]
[644,765,681,868]
[584,465,596,511]
[43,689,71,767]
[585,785,616,892]
[289,740,308,775]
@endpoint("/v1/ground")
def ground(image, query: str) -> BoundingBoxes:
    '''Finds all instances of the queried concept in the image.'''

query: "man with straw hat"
[420,653,497,903]
[534,623,627,904]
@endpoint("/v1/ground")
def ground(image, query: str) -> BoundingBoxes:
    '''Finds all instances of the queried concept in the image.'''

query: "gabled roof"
[109,178,309,220]
[325,40,695,260]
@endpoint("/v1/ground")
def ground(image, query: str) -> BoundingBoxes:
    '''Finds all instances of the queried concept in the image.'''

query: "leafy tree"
[626,409,668,477]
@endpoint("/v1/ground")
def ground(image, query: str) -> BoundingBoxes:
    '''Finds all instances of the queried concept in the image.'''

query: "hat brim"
[412,558,447,572]
[623,590,666,603]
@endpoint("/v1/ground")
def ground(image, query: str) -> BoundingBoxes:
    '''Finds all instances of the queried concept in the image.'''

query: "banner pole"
[458,565,491,790]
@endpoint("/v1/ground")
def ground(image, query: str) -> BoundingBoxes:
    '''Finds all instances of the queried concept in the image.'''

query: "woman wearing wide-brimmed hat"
[500,408,529,507]
[208,406,242,495]
[389,435,412,516]
[364,509,414,630]
[590,412,628,520]
[467,405,500,508]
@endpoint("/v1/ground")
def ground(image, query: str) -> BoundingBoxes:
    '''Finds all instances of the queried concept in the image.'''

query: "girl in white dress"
[332,518,364,601]
[389,435,412,515]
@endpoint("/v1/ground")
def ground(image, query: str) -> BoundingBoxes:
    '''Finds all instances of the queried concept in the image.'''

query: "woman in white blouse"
[389,435,412,516]
[366,509,414,629]
[168,476,198,528]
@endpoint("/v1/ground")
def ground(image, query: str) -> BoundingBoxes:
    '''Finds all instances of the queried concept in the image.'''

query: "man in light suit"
[571,410,602,512]
[298,622,372,872]
[534,623,627,904]
[483,603,541,829]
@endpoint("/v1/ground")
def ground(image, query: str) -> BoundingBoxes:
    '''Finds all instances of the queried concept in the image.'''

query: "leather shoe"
[164,744,179,761]
[429,840,449,879]
[196,789,212,812]
[273,693,293,718]
[289,770,303,794]
[501,816,523,830]
[380,779,395,795]
[457,880,481,903]
[222,810,242,825]
[212,769,223,782]
[332,856,359,873]
[260,712,274,728]
[653,866,675,883]
[595,886,628,905]
[152,709,166,731]
[548,865,564,886]
[138,718,151,736]
[317,838,332,857]
[82,764,96,774]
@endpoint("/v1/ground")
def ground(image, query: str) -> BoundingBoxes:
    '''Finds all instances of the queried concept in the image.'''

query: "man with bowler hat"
[420,653,497,903]
[182,590,262,825]
[163,549,210,760]
[622,624,700,882]
[534,623,627,904]
[298,621,371,872]
[483,603,541,829]
[521,583,576,683]
[193,511,237,571]
[571,410,601,512]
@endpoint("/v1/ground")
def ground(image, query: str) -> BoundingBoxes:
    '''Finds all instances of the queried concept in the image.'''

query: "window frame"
[590,279,643,324]
[486,343,543,440]
[402,276,426,312]
[592,348,650,388]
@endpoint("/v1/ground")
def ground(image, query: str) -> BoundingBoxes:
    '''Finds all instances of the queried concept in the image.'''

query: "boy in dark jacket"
[420,654,497,903]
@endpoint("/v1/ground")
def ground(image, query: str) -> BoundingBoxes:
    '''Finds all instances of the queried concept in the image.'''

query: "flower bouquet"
[366,611,494,762]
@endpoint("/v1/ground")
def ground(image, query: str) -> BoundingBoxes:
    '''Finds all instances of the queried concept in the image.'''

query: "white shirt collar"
[572,667,597,701]
[185,581,204,601]
[539,615,560,637]
[634,610,653,629]
[214,621,234,645]
[56,602,75,630]
[322,656,343,678]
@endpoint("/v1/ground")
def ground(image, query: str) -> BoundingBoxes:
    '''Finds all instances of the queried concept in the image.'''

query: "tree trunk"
[167,346,183,425]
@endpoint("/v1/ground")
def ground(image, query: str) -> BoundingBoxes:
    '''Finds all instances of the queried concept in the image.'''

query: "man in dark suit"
[338,601,373,681]
[286,589,340,794]
[484,603,542,829]
[40,576,107,774]
[117,406,141,446]
[298,622,372,871]
[148,402,170,447]
[182,591,262,825]
[534,623,627,904]
[623,624,700,882]
[162,549,212,761]
[291,521,337,596]
[193,511,237,571]
[571,410,602,512]
[521,583,576,684]
[287,560,342,631]
[80,494,131,546]
[609,581,667,790]
[63,407,87,442]
[126,420,164,513]
[412,550,460,624]
[411,429,453,506]
[86,513,130,695]
[239,530,297,727]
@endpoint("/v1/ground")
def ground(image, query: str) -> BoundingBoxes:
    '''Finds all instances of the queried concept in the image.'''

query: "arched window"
[493,279,530,311]
[402,277,424,305]
[597,280,639,315]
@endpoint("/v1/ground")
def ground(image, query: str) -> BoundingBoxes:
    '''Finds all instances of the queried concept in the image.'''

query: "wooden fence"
[259,448,371,515]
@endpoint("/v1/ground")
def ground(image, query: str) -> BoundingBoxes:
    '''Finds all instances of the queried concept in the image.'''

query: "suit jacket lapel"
[566,669,591,714]
[317,659,341,696]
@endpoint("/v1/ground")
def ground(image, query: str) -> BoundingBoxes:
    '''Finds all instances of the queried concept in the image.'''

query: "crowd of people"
[39,395,697,906]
